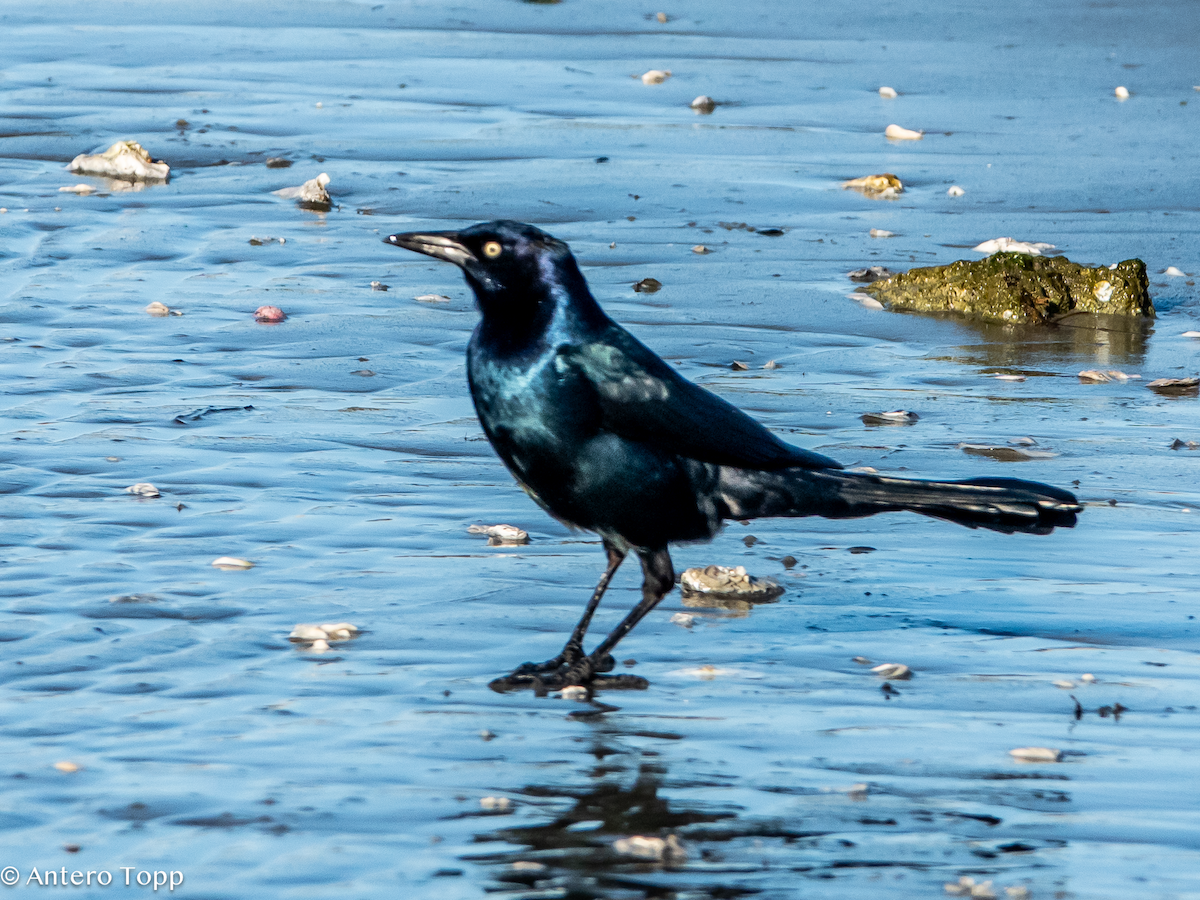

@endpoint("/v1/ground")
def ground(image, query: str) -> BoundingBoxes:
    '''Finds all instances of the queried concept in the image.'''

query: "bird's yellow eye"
[483,241,503,258]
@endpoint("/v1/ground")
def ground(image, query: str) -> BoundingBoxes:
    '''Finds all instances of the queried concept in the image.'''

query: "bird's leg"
[505,540,626,677]
[553,546,674,688]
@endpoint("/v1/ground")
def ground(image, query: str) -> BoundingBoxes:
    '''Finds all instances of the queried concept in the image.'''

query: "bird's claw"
[506,648,614,678]
[488,653,643,694]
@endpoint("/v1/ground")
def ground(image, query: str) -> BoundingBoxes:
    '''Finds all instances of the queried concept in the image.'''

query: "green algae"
[860,252,1153,325]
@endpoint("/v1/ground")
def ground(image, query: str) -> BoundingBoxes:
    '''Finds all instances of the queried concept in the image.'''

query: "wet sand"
[1,1,1199,897]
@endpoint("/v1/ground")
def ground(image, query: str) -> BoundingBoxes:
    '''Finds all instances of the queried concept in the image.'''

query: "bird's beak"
[384,231,476,268]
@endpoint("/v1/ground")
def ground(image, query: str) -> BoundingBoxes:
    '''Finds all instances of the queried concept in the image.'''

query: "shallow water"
[2,1,1199,897]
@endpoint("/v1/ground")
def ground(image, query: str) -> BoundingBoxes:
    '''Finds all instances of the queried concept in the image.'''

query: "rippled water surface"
[3,1,1200,897]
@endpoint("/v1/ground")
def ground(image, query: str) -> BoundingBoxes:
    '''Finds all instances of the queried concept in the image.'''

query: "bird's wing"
[561,326,842,471]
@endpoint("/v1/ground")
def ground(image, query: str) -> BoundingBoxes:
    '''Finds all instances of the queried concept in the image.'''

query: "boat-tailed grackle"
[385,221,1080,692]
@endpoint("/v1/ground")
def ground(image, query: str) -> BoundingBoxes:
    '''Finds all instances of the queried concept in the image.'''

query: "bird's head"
[385,221,593,328]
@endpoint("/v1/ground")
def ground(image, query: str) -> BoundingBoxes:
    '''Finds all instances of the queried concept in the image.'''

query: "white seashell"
[1183,331,1200,338]
[414,294,451,303]
[1115,85,1130,99]
[560,685,589,701]
[691,244,710,254]
[1093,281,1114,304]
[973,237,1055,256]
[54,761,81,773]
[993,374,1026,382]
[1053,680,1076,689]
[1009,747,1063,762]
[59,184,95,194]
[871,663,912,680]
[144,301,170,316]
[1164,266,1186,276]
[273,173,331,207]
[309,639,330,652]
[669,612,695,628]
[858,297,884,310]
[878,86,898,98]
[641,69,672,85]
[290,624,328,642]
[211,556,254,570]
[125,482,160,498]
[68,140,169,181]
[467,523,530,545]
[884,123,923,140]
[869,228,895,238]
[947,185,965,196]
[480,796,512,810]
[1080,673,1096,683]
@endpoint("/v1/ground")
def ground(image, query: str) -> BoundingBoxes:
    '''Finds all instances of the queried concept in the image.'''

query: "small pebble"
[125,482,160,498]
[690,95,716,113]
[467,523,530,545]
[669,612,695,628]
[212,556,254,570]
[633,277,662,293]
[884,123,923,140]
[1008,747,1063,762]
[878,86,898,98]
[691,244,710,254]
[254,305,287,323]
[145,301,170,316]
[869,228,895,238]
[370,281,389,291]
[54,761,81,773]
[1115,85,1130,99]
[872,663,912,680]
[414,294,451,303]
[265,157,292,168]
[641,69,672,85]
[947,185,965,196]
[560,685,589,701]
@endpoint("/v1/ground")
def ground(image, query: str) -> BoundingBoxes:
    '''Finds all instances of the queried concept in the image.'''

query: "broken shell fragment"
[884,123,923,140]
[68,140,170,181]
[973,237,1055,256]
[1008,747,1063,762]
[656,11,668,23]
[1184,331,1200,338]
[254,305,287,323]
[861,410,919,426]
[265,157,293,168]
[145,301,170,317]
[730,360,749,371]
[641,69,672,85]
[613,834,686,861]
[1094,281,1114,304]
[959,443,1058,461]
[633,277,662,293]
[274,172,331,210]
[560,685,589,701]
[1115,85,1130,99]
[947,185,965,196]
[480,796,512,811]
[669,612,695,628]
[680,565,784,601]
[289,622,359,649]
[869,228,895,238]
[1147,377,1200,396]
[467,524,530,545]
[871,663,912,680]
[211,557,254,570]
[878,86,898,98]
[691,244,710,254]
[54,761,81,774]
[842,173,903,198]
[1078,369,1137,383]
[1163,266,1186,276]
[370,281,389,291]
[125,482,161,498]
[1080,673,1096,682]
[414,294,451,303]
[690,95,716,113]
[59,184,95,194]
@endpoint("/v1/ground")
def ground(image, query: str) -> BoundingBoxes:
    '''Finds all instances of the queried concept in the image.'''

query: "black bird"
[385,221,1080,691]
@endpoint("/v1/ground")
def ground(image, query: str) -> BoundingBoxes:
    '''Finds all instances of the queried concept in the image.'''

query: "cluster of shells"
[289,622,360,652]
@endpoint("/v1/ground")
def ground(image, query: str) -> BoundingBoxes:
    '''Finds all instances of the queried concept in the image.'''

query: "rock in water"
[858,252,1152,324]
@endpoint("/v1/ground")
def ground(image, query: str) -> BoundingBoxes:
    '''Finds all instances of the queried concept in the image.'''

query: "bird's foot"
[506,645,614,678]
[489,653,646,694]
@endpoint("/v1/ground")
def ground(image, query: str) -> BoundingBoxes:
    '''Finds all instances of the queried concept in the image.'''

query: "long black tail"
[717,468,1081,535]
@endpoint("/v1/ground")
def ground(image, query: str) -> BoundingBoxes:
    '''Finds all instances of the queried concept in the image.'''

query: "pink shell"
[254,305,287,323]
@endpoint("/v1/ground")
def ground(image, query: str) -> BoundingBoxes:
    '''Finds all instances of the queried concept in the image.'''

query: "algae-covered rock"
[859,252,1152,324]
